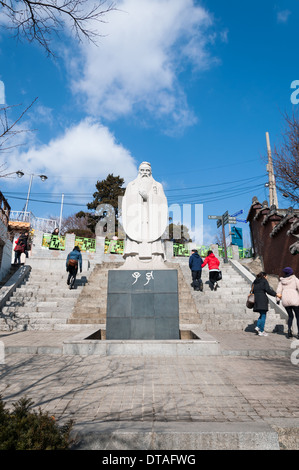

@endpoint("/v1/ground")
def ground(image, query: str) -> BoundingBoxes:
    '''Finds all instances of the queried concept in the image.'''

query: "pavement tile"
[0,328,299,448]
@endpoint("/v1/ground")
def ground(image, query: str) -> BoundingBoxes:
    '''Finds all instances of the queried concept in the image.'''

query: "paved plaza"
[0,329,299,450]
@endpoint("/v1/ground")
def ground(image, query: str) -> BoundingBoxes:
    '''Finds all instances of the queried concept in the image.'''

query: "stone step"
[2,301,77,315]
[25,275,89,283]
[15,283,84,292]
[2,306,73,316]
[71,307,106,318]
[0,320,101,332]
[185,294,249,302]
[68,318,104,324]
[26,279,66,285]
[74,303,107,311]
[7,295,76,304]
[28,273,66,280]
[5,311,70,319]
[11,295,79,304]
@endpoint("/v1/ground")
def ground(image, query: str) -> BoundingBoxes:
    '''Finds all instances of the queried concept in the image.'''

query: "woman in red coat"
[14,235,26,264]
[202,250,220,291]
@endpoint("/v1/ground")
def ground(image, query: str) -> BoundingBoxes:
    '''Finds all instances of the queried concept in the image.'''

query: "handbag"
[14,244,25,253]
[246,287,255,309]
[217,270,222,281]
[68,258,78,267]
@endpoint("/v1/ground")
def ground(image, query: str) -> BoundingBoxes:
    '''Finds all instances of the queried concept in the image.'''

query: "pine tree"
[77,174,125,235]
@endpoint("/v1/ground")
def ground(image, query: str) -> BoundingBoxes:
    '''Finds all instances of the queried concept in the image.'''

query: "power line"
[165,174,266,192]
[155,158,262,178]
[167,184,263,201]
[167,185,265,205]
[167,179,266,202]
[3,183,265,208]
[2,174,268,210]
[4,194,87,207]
[3,174,267,198]
[187,184,266,204]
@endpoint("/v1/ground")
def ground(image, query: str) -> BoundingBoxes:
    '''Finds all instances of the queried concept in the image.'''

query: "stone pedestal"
[106,270,179,340]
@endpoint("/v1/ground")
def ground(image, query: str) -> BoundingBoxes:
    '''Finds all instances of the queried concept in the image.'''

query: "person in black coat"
[189,249,203,291]
[14,232,29,263]
[252,272,277,336]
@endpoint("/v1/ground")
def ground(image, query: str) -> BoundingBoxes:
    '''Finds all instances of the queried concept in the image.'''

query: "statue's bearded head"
[138,162,152,178]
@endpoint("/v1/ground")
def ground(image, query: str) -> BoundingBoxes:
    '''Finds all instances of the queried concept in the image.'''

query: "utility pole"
[221,212,228,263]
[59,193,64,233]
[24,174,33,215]
[266,132,278,208]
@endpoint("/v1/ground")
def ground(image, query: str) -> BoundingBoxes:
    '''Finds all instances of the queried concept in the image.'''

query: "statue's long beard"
[137,175,153,193]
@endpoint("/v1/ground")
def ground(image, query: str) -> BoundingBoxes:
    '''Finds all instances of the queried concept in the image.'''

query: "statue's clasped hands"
[139,190,148,201]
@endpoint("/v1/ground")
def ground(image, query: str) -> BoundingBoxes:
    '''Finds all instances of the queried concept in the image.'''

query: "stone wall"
[247,197,299,276]
[0,218,12,282]
[27,231,106,271]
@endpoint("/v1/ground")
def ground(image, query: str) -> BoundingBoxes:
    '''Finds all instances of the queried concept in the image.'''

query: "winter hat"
[282,267,294,277]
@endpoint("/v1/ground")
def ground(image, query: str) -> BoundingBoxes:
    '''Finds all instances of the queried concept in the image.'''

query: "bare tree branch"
[0,0,117,55]
[272,111,299,205]
[0,97,38,152]
[0,98,38,177]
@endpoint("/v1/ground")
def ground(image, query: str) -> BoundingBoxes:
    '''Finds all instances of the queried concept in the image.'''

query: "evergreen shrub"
[0,395,73,450]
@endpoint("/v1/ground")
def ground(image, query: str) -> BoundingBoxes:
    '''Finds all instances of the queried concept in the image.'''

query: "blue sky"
[0,0,298,245]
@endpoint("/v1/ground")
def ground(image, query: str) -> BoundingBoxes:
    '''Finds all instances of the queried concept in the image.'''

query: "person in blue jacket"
[66,245,82,289]
[189,249,203,291]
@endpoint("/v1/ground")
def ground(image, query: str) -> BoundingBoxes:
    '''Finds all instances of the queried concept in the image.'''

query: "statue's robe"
[121,176,168,268]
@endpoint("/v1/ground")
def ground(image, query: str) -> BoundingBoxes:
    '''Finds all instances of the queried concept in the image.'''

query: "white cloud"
[201,224,217,246]
[277,10,291,23]
[6,118,138,197]
[66,0,218,131]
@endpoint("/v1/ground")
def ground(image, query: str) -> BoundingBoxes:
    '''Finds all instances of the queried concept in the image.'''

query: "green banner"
[42,234,96,252]
[75,237,96,252]
[105,239,124,254]
[42,234,65,250]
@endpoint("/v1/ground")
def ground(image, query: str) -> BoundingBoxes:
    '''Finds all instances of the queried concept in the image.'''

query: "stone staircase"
[68,262,122,325]
[0,269,92,331]
[168,262,199,325]
[178,259,287,332]
[0,259,288,333]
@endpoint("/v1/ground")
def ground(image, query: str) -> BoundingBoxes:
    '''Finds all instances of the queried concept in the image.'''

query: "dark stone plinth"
[106,270,180,340]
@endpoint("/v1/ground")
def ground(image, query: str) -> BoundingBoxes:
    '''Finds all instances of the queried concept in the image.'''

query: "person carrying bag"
[66,245,82,289]
[252,272,276,336]
[14,236,26,264]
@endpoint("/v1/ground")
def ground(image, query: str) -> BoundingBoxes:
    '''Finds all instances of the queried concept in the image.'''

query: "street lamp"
[16,171,48,219]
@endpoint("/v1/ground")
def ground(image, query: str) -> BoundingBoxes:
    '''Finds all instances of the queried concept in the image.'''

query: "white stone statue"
[120,161,168,269]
